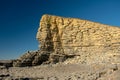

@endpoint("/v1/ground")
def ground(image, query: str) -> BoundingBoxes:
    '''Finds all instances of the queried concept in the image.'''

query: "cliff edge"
[1,14,120,80]
[13,14,120,67]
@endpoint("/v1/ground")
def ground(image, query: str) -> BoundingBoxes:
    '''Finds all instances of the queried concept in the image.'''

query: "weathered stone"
[32,51,50,66]
[14,14,120,67]
[49,54,67,64]
[0,60,13,68]
[36,14,120,64]
[13,51,38,67]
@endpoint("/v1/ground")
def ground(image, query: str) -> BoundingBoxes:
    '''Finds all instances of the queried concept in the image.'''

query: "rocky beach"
[0,14,120,80]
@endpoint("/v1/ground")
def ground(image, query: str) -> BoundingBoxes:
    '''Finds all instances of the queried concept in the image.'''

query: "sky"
[0,0,120,60]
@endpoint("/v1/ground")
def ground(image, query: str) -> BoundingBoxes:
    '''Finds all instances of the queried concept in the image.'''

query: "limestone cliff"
[36,15,120,64]
[13,14,120,67]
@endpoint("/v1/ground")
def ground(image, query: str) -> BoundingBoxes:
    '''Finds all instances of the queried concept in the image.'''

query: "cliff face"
[13,15,120,67]
[36,15,120,64]
[1,14,120,80]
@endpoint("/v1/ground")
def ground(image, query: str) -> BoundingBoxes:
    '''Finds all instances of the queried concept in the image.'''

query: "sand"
[0,63,120,80]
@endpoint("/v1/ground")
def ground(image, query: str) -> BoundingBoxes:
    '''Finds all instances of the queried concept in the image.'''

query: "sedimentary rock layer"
[13,15,120,67]
[36,14,120,64]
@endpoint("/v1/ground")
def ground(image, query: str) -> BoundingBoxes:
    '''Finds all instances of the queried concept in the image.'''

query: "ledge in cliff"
[13,14,120,67]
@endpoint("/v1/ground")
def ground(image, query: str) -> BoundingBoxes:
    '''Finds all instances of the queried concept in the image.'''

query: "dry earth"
[0,63,120,80]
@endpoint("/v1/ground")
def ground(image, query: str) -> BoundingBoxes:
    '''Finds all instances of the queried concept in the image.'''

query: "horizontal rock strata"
[0,60,13,68]
[36,15,120,64]
[13,14,120,67]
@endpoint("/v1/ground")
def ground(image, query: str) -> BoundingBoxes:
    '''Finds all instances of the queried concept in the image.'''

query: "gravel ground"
[0,63,120,80]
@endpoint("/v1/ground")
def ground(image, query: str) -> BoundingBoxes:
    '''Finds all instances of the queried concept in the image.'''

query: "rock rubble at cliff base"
[0,14,120,80]
[13,14,120,67]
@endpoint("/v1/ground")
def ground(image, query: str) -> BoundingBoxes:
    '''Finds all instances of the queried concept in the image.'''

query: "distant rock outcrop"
[13,14,120,67]
[0,60,13,68]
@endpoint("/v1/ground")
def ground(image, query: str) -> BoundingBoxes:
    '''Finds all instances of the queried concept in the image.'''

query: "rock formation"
[0,60,13,68]
[13,14,120,67]
[1,14,120,80]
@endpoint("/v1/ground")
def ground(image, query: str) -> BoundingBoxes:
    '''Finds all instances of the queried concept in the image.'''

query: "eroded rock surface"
[0,60,13,68]
[37,15,120,64]
[1,14,120,80]
[13,14,120,67]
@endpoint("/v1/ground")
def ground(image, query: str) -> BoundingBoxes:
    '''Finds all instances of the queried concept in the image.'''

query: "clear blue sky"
[0,0,120,60]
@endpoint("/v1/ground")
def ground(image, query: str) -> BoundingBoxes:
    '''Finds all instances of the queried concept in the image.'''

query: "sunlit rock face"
[13,14,120,67]
[36,14,120,64]
[1,14,120,80]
